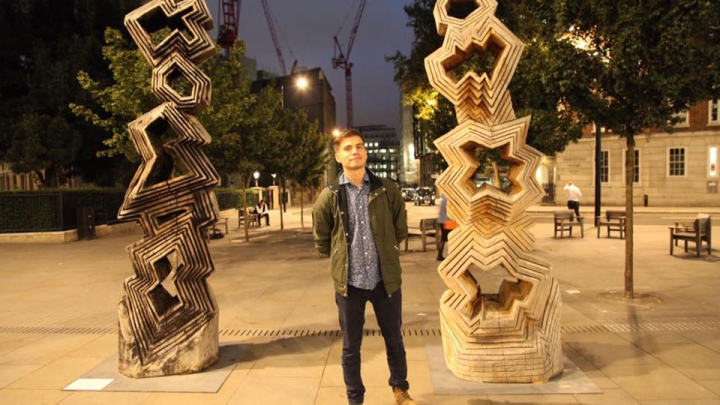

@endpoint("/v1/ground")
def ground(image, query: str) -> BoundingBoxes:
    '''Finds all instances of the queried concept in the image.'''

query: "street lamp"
[271,173,276,186]
[296,76,308,90]
[332,128,341,137]
[253,171,260,188]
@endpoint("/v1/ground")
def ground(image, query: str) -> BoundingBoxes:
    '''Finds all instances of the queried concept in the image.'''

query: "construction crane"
[260,0,298,75]
[332,0,367,128]
[216,0,241,54]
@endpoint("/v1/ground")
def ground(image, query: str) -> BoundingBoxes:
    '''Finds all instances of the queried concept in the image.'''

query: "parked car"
[414,187,436,206]
[401,188,417,202]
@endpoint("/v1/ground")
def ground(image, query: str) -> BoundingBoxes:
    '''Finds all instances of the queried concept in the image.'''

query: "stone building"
[554,99,719,207]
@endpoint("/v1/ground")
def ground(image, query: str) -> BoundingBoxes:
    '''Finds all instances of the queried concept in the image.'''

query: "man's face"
[335,135,367,171]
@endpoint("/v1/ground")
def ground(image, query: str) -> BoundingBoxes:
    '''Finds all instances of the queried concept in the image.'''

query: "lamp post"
[271,173,276,186]
[253,171,260,188]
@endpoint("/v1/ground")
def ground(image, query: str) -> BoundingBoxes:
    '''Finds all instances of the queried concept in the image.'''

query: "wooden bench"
[404,217,438,252]
[238,207,259,228]
[554,210,584,238]
[597,210,626,239]
[669,214,712,256]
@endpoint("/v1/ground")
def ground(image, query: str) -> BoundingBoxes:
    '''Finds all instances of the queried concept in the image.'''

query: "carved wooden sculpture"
[425,0,563,383]
[117,0,220,378]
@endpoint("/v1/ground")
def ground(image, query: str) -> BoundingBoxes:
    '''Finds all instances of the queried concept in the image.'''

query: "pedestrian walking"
[313,128,417,405]
[564,181,582,218]
[437,196,456,261]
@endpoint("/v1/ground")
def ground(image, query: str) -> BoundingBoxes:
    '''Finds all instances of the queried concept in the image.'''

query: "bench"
[554,210,584,238]
[238,207,260,228]
[404,217,438,252]
[669,214,712,256]
[597,210,626,239]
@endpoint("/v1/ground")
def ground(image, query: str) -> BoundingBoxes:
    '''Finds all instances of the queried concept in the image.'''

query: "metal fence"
[1,189,248,233]
[0,190,126,233]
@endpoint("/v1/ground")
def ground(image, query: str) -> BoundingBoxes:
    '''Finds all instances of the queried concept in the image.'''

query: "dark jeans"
[567,200,580,218]
[258,213,269,226]
[335,283,409,404]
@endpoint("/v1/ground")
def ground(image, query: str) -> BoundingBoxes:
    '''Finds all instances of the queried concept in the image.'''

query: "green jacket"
[313,170,408,297]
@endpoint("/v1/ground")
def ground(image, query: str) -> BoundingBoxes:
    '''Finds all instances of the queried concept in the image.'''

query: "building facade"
[356,125,401,181]
[554,99,719,207]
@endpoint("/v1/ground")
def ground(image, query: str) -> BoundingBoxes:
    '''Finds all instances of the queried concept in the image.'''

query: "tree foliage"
[0,0,142,188]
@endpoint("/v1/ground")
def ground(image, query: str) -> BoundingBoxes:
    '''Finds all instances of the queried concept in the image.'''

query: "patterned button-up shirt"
[340,172,381,290]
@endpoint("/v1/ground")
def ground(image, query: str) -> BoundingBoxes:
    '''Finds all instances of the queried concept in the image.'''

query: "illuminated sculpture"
[117,0,220,378]
[425,0,563,383]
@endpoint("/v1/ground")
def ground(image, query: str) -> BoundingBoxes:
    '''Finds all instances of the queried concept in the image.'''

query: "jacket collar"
[329,168,384,193]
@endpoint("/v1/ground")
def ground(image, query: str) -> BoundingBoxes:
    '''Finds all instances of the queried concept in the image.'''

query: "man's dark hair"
[333,128,365,151]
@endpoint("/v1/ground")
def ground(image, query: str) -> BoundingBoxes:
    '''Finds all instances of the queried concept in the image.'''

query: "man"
[313,129,416,405]
[255,199,270,226]
[564,181,582,218]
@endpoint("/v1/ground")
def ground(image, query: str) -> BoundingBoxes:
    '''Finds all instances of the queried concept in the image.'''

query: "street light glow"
[332,128,341,137]
[296,77,308,89]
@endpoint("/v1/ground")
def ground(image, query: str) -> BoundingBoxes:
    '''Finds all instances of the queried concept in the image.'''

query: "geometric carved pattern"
[425,0,563,383]
[118,0,219,378]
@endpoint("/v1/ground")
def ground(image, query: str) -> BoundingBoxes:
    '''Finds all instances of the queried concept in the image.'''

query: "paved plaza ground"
[0,203,719,405]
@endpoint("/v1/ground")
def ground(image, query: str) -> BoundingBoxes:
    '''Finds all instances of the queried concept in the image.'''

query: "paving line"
[1,322,718,336]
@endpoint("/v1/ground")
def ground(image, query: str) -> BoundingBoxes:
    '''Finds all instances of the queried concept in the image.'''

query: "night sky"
[209,0,415,130]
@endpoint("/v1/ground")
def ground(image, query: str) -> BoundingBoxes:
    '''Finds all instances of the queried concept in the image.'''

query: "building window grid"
[709,98,719,124]
[673,110,690,127]
[668,148,686,177]
[599,150,609,183]
[623,149,641,183]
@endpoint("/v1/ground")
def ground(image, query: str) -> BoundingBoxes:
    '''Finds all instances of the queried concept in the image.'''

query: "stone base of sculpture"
[118,297,219,378]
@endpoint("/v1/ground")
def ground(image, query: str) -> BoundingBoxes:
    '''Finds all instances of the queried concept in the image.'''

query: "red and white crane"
[332,0,367,128]
[261,0,296,75]
[216,1,297,74]
[216,0,241,53]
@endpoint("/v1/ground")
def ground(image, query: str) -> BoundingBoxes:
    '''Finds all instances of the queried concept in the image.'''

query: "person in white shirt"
[563,182,582,218]
[255,200,269,226]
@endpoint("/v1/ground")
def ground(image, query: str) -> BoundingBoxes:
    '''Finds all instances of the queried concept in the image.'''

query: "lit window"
[673,110,690,127]
[600,151,609,183]
[668,148,685,176]
[709,98,719,124]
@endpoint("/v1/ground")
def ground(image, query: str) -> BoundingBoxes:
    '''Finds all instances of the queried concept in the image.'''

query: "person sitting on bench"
[255,200,270,226]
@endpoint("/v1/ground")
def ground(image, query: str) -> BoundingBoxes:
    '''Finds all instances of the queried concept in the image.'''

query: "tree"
[0,0,143,188]
[283,111,330,228]
[551,0,720,298]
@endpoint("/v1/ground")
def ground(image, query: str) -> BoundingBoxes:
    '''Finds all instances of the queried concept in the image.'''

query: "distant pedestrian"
[437,196,456,261]
[564,182,582,218]
[255,200,269,226]
[313,128,417,405]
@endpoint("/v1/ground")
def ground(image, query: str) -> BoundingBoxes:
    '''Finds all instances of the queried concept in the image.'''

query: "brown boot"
[393,387,417,405]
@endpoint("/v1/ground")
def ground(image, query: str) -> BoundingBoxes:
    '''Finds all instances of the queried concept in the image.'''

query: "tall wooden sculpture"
[425,0,563,383]
[117,0,220,378]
